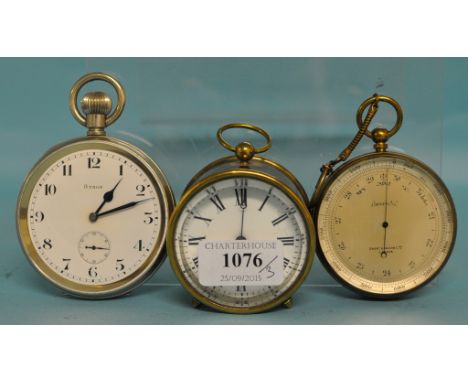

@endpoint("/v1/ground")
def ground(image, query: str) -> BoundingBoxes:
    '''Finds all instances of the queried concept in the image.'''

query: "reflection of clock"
[78,231,111,265]
[16,72,174,298]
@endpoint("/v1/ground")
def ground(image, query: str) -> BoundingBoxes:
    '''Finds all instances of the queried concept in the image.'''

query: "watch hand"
[90,178,123,222]
[96,197,154,219]
[236,207,246,240]
[85,245,110,250]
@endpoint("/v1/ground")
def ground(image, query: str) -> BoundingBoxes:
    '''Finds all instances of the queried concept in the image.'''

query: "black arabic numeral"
[62,164,72,176]
[232,253,241,267]
[62,258,71,271]
[34,211,45,223]
[136,185,146,196]
[116,259,125,271]
[44,184,57,196]
[88,157,101,169]
[42,238,52,250]
[134,240,143,251]
[88,266,98,278]
[144,212,154,224]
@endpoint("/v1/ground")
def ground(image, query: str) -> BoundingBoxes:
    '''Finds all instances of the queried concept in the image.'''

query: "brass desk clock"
[17,72,175,299]
[167,123,315,313]
[311,94,456,298]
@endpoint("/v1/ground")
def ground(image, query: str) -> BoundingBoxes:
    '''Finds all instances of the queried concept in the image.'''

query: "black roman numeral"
[277,236,294,246]
[194,215,212,222]
[236,286,246,292]
[193,257,199,267]
[272,213,288,226]
[235,178,248,208]
[283,258,290,268]
[207,186,225,211]
[188,236,206,245]
[259,187,273,211]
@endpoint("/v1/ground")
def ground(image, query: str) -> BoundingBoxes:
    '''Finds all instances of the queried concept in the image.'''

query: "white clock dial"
[172,176,311,309]
[27,149,163,288]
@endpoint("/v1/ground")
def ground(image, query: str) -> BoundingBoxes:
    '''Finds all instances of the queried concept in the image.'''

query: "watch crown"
[81,91,112,115]
[80,91,112,135]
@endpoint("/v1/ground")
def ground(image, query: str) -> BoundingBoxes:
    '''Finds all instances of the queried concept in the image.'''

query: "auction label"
[198,240,284,286]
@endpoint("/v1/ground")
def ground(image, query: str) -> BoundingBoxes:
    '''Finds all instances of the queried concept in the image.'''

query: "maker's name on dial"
[368,245,403,252]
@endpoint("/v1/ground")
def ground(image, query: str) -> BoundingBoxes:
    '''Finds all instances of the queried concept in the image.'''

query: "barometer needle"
[382,169,389,258]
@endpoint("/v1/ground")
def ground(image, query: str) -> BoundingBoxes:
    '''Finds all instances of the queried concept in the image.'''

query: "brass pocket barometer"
[167,123,315,313]
[17,72,175,298]
[311,94,456,298]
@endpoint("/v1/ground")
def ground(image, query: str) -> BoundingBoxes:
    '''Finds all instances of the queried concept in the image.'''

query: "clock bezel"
[16,136,175,299]
[167,168,315,314]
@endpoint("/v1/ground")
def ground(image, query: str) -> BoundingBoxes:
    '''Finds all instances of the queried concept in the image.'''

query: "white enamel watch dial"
[169,174,313,312]
[18,142,172,298]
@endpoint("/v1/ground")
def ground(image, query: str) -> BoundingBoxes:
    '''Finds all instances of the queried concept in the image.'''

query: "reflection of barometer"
[311,94,457,297]
[167,123,315,313]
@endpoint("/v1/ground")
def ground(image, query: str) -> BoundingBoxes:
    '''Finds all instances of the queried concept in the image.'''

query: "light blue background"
[0,58,466,323]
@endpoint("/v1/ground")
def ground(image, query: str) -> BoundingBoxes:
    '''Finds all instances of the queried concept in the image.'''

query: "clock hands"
[89,179,123,222]
[85,245,110,250]
[236,208,247,240]
[95,197,154,219]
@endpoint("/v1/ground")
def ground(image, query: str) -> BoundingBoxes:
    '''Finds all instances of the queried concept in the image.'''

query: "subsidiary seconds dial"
[27,149,162,287]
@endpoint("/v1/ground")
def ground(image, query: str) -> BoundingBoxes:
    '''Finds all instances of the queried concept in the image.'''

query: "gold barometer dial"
[311,95,456,297]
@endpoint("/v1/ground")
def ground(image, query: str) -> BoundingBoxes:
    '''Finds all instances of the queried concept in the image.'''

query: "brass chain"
[310,94,381,207]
